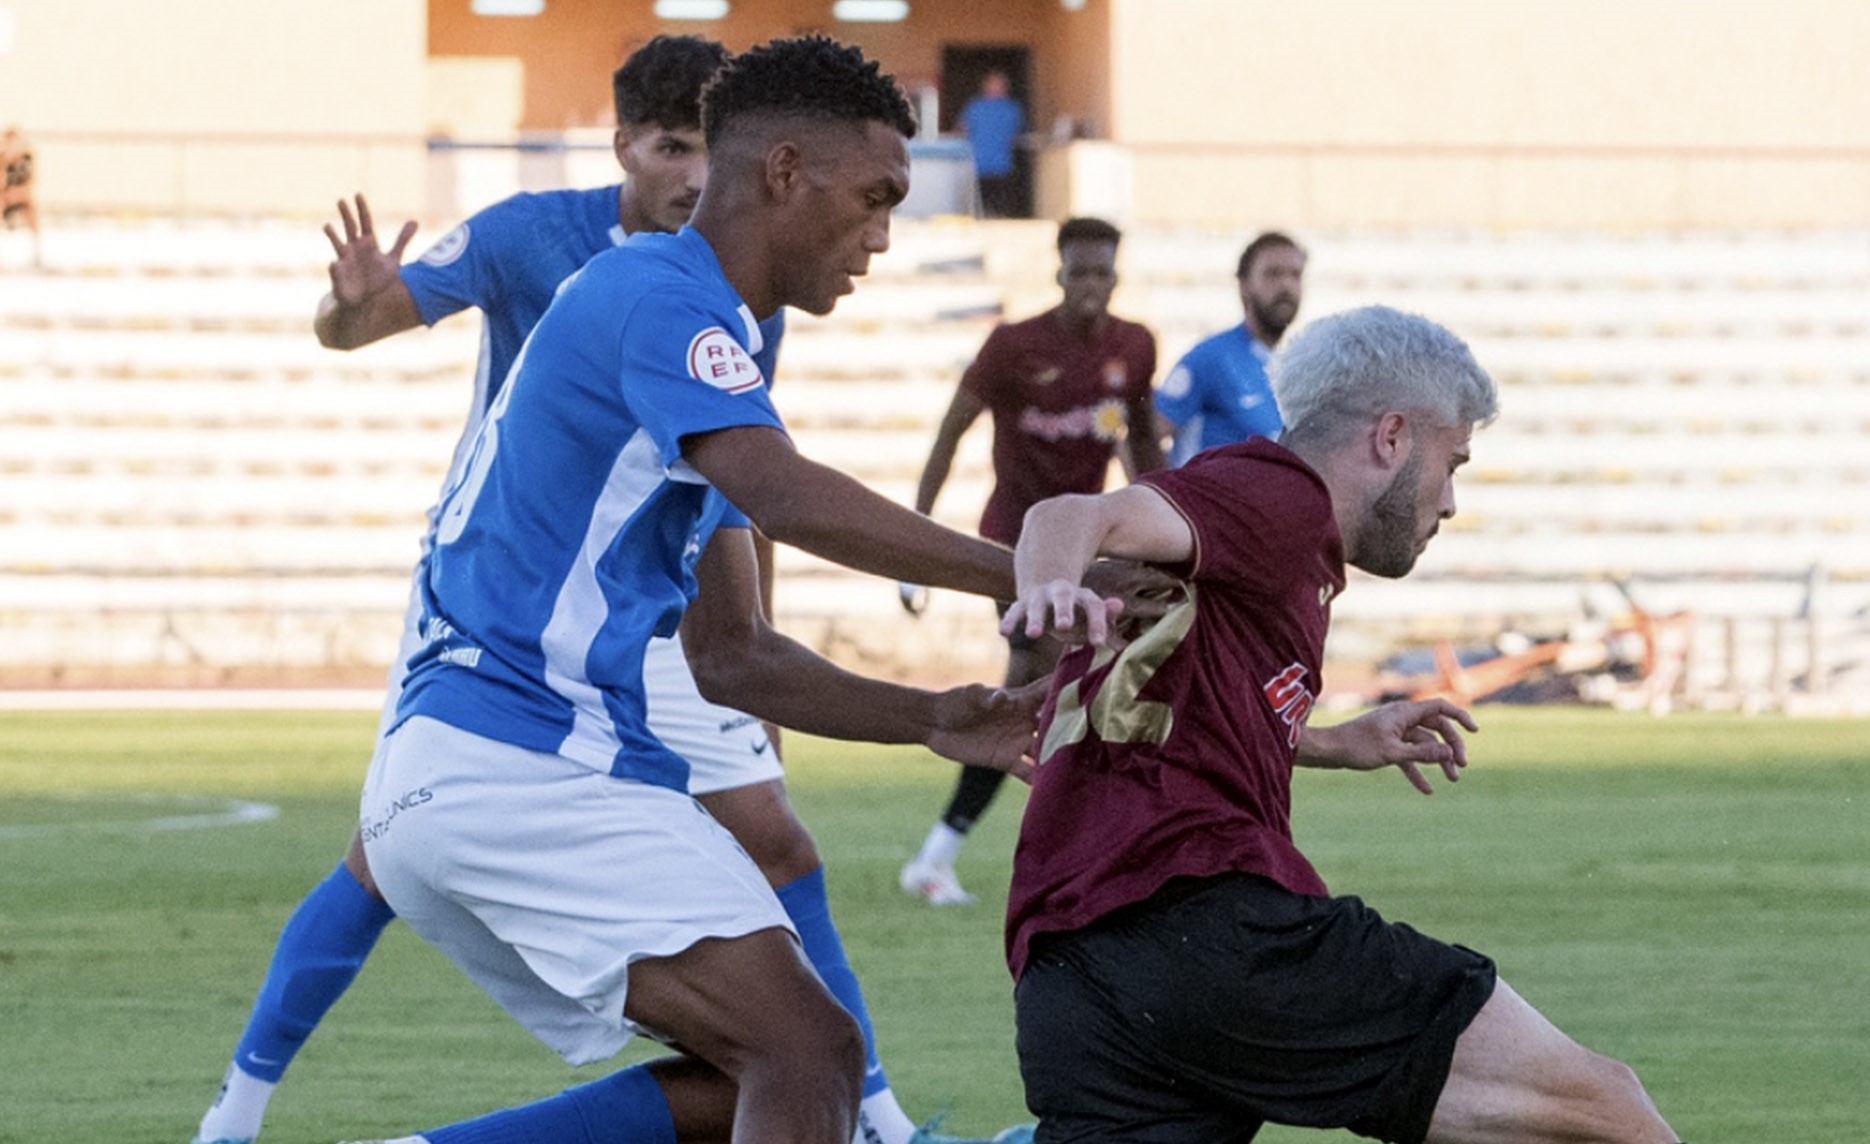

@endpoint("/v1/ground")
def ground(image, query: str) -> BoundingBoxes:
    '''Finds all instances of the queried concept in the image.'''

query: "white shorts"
[640,632,784,797]
[359,715,796,1065]
[380,578,783,796]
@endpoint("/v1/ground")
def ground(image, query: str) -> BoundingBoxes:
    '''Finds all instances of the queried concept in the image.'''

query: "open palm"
[323,193,417,306]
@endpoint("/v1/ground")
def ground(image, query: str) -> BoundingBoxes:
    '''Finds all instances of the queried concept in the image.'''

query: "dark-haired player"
[1154,230,1306,466]
[342,35,1054,1144]
[1002,305,1681,1144]
[197,35,1023,1144]
[898,217,1162,906]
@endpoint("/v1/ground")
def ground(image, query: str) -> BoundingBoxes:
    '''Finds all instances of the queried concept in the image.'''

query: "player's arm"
[1296,699,1478,794]
[897,382,988,612]
[1152,357,1202,461]
[1001,484,1192,648]
[680,526,1035,776]
[750,525,783,755]
[1123,389,1166,476]
[913,383,986,516]
[683,424,1016,602]
[313,194,423,350]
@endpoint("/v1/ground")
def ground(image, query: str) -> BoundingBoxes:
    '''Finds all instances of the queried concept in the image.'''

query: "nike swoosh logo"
[245,1054,282,1067]
[752,741,770,756]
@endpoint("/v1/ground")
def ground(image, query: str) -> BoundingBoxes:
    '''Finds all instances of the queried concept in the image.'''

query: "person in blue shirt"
[342,35,1055,1144]
[960,71,1024,218]
[193,36,1029,1144]
[1153,231,1307,466]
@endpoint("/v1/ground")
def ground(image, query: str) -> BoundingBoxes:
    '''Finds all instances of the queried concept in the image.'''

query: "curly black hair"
[700,35,917,147]
[612,35,731,130]
[1057,216,1122,251]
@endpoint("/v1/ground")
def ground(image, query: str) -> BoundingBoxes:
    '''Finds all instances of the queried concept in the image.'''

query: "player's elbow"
[683,630,758,708]
[731,485,824,553]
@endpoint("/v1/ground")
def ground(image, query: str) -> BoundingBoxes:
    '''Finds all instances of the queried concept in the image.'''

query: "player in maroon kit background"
[898,216,1165,906]
[1000,305,1681,1144]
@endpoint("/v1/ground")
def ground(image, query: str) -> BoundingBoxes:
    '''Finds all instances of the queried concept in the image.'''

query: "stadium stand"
[2,217,1866,710]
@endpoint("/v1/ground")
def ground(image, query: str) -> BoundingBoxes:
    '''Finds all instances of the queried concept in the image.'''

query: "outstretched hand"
[1000,579,1125,647]
[1306,698,1478,795]
[925,678,1047,781]
[322,194,417,308]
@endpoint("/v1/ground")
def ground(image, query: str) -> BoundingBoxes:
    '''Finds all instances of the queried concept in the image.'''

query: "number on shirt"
[1037,588,1198,765]
[434,341,525,546]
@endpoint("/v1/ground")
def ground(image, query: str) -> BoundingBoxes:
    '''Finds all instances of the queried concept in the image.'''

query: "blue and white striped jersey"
[394,227,786,791]
[401,185,628,491]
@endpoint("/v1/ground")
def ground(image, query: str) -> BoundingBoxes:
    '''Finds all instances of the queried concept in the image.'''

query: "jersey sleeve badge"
[686,326,766,395]
[419,222,470,267]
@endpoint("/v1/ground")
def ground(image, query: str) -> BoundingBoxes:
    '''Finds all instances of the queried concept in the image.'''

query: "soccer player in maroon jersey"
[1000,305,1681,1144]
[900,216,1165,905]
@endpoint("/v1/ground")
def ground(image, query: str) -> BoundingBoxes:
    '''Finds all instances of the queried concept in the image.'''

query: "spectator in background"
[2,126,43,270]
[960,71,1023,218]
[1155,231,1307,465]
[898,216,1164,906]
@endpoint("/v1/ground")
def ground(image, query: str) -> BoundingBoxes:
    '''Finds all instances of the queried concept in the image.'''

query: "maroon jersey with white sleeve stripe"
[1006,438,1346,979]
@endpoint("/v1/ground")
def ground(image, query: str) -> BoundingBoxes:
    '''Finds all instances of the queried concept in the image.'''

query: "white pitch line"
[0,796,281,840]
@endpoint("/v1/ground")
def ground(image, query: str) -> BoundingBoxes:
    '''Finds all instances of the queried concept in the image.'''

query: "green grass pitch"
[1,707,1865,1142]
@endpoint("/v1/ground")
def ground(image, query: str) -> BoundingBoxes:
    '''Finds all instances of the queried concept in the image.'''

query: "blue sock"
[230,862,396,1082]
[424,1064,675,1144]
[776,866,890,1098]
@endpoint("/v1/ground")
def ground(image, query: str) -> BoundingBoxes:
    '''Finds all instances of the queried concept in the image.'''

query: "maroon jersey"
[963,308,1156,545]
[1006,438,1347,979]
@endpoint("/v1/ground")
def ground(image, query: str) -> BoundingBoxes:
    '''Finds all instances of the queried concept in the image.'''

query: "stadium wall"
[1082,0,1870,229]
[0,0,430,217]
[6,0,1868,228]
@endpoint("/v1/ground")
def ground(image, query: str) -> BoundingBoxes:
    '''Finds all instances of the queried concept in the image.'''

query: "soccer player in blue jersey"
[193,36,1025,1144]
[338,34,1048,1144]
[1153,231,1307,466]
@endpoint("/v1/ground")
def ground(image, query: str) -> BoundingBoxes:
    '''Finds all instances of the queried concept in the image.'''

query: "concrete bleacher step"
[0,376,470,430]
[10,218,1870,690]
[1467,426,1869,478]
[1137,282,1870,344]
[1124,230,1870,289]
[1417,530,1870,579]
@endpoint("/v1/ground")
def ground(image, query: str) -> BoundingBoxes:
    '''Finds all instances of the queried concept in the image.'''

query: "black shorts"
[1015,874,1496,1144]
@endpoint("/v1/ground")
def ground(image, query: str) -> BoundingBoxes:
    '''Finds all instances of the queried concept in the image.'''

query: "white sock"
[856,1087,921,1144]
[195,1063,277,1142]
[918,822,966,868]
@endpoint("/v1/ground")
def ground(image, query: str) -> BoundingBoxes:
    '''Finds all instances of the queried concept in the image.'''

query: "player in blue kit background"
[1153,231,1306,466]
[341,35,1055,1144]
[193,36,1024,1144]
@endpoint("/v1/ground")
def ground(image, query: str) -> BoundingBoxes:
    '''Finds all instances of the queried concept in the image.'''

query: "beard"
[1353,451,1429,579]
[1250,293,1299,342]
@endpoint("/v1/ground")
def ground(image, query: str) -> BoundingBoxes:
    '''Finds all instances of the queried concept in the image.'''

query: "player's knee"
[1570,1050,1671,1140]
[698,786,821,881]
[342,831,385,900]
[750,820,821,883]
[804,990,867,1074]
[747,990,864,1090]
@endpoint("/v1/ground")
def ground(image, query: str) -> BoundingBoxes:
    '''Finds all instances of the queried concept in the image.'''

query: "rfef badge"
[686,327,765,395]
